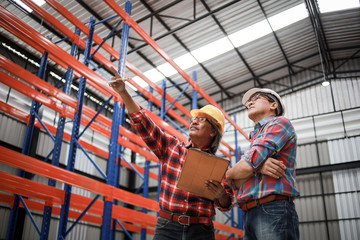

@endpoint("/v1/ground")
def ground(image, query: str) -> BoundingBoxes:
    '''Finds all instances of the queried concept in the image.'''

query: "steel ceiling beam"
[127,0,184,27]
[305,0,335,80]
[223,45,360,95]
[194,49,360,112]
[139,0,232,99]
[74,0,194,104]
[127,0,242,54]
[30,0,194,127]
[257,0,295,89]
[200,0,263,91]
[104,0,249,140]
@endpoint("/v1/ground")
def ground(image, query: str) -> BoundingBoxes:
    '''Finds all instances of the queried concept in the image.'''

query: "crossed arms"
[226,157,286,188]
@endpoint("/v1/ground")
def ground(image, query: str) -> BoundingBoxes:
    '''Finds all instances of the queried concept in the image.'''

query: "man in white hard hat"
[226,88,300,240]
[109,68,235,240]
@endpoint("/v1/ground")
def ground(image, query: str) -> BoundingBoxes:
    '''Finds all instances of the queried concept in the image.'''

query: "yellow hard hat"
[190,105,225,135]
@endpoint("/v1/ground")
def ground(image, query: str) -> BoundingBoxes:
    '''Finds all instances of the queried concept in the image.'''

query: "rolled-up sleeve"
[129,108,178,161]
[245,117,295,171]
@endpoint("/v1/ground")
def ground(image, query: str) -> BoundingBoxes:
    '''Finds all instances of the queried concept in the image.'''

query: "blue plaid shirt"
[238,116,300,204]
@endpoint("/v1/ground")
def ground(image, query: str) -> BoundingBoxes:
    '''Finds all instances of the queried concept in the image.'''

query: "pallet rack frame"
[0,1,246,239]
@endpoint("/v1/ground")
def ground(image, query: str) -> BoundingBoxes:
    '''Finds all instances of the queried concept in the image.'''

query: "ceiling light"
[322,80,330,87]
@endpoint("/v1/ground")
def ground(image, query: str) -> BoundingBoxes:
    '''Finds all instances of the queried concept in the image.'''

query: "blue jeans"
[153,217,215,240]
[243,199,299,240]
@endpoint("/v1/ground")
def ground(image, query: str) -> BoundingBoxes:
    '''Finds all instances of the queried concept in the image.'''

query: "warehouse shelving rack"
[0,0,247,239]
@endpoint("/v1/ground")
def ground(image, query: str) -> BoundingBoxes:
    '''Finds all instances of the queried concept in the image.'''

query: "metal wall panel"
[0,82,10,102]
[0,207,10,239]
[0,114,27,148]
[292,117,316,145]
[328,137,360,164]
[332,169,360,240]
[314,112,346,141]
[22,214,43,240]
[344,108,360,136]
[329,137,360,240]
[85,224,101,240]
[222,77,360,240]
[318,141,331,165]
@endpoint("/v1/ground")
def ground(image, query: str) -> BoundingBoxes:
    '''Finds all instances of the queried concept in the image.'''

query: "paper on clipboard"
[176,148,230,200]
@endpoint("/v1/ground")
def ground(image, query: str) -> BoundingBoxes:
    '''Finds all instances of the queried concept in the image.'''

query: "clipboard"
[176,148,230,200]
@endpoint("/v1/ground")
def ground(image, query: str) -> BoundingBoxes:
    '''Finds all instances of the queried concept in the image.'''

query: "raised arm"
[109,67,139,114]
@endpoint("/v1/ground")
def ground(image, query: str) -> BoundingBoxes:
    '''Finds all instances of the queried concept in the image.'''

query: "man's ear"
[210,127,217,137]
[270,102,278,113]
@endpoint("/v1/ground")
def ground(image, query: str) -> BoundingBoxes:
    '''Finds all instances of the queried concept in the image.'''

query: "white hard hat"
[242,88,285,116]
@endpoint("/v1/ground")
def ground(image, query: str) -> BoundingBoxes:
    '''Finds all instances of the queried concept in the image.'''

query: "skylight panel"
[157,53,199,77]
[121,3,321,90]
[268,3,308,31]
[174,53,198,70]
[317,0,359,13]
[14,0,45,13]
[157,63,177,77]
[228,20,272,47]
[143,68,165,83]
[131,76,148,89]
[191,38,234,62]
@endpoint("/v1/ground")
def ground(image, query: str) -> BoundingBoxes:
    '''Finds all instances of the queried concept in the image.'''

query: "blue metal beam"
[6,49,49,240]
[192,71,198,110]
[65,195,101,237]
[101,2,132,239]
[57,19,96,240]
[41,28,81,240]
[234,114,244,238]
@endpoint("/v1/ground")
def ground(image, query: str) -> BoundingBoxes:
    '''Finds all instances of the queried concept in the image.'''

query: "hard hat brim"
[242,88,285,116]
[242,88,262,105]
[190,107,224,134]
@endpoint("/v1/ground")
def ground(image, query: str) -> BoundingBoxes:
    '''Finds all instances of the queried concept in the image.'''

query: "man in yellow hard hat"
[189,104,225,154]
[109,68,235,240]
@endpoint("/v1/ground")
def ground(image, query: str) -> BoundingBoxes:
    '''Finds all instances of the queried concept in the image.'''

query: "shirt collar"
[186,141,212,153]
[257,116,275,127]
[249,116,276,140]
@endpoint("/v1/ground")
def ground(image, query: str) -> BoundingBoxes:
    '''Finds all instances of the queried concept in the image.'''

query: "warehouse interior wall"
[219,76,360,240]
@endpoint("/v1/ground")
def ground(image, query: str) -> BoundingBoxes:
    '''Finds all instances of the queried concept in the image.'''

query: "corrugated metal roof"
[1,0,359,114]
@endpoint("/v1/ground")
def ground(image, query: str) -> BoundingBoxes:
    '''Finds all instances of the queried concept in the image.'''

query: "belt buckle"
[178,215,190,226]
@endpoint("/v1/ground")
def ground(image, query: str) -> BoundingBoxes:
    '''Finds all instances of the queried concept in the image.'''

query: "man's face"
[245,93,278,122]
[189,113,216,140]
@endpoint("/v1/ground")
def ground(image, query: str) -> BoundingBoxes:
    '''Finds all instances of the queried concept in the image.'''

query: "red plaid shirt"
[129,108,235,217]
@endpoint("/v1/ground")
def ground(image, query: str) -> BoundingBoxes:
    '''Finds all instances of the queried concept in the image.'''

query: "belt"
[159,210,212,226]
[239,195,294,212]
